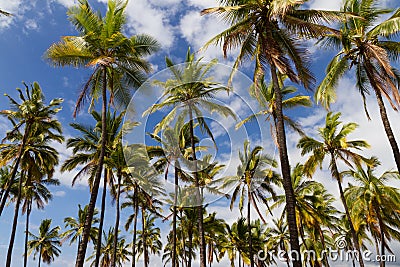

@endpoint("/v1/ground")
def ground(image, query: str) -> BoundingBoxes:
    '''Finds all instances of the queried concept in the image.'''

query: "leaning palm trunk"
[0,125,30,216]
[94,169,108,267]
[142,207,149,267]
[331,155,364,267]
[111,172,122,267]
[270,66,302,267]
[363,61,400,172]
[188,107,206,267]
[24,201,32,267]
[76,67,108,267]
[6,171,24,267]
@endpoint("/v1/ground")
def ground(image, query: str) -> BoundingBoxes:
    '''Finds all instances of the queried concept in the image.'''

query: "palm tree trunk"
[188,107,206,267]
[76,66,108,267]
[247,192,254,267]
[24,201,32,267]
[94,169,108,267]
[172,166,179,267]
[142,207,149,267]
[369,80,400,173]
[331,154,364,267]
[376,206,385,267]
[363,60,400,173]
[111,172,122,267]
[131,188,138,267]
[0,124,30,216]
[188,223,193,267]
[270,66,301,267]
[6,171,24,267]
[38,245,42,267]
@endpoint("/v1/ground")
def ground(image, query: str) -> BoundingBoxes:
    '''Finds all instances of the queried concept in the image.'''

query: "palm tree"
[61,204,100,255]
[316,0,400,173]
[45,0,159,264]
[271,163,339,266]
[236,74,312,136]
[203,212,227,266]
[297,112,370,267]
[144,47,235,267]
[136,212,162,267]
[28,219,62,267]
[201,3,342,265]
[0,82,63,216]
[0,90,63,267]
[221,140,278,267]
[0,9,11,16]
[266,215,291,266]
[87,228,131,267]
[344,159,400,267]
[22,177,60,267]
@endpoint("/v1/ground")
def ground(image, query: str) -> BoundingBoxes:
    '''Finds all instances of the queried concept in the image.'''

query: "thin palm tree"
[0,82,63,216]
[144,47,235,267]
[45,1,159,264]
[236,74,312,137]
[201,3,342,265]
[22,177,60,267]
[87,228,131,267]
[61,204,100,255]
[271,163,339,267]
[221,140,278,267]
[297,112,370,267]
[344,159,400,267]
[0,86,63,267]
[316,0,400,173]
[136,212,162,267]
[28,219,62,267]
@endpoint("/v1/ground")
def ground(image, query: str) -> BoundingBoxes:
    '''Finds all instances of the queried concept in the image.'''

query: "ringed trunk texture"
[270,66,302,267]
[188,107,206,267]
[75,66,108,267]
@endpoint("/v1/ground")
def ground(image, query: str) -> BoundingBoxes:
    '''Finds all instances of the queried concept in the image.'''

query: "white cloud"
[308,0,343,11]
[53,190,66,197]
[24,19,38,31]
[123,0,176,49]
[51,0,77,8]
[0,0,23,29]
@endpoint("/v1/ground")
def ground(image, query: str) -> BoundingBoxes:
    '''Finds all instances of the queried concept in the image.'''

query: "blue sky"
[0,0,400,266]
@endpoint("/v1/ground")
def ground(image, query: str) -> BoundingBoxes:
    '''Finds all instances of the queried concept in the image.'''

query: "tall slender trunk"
[247,192,254,267]
[24,201,32,267]
[6,171,24,267]
[94,169,108,267]
[363,60,400,172]
[0,124,30,216]
[270,66,301,267]
[76,66,108,267]
[172,166,179,267]
[142,207,149,267]
[187,221,193,267]
[112,172,122,267]
[331,154,364,267]
[188,107,206,267]
[376,205,385,267]
[131,188,138,267]
[38,245,42,267]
